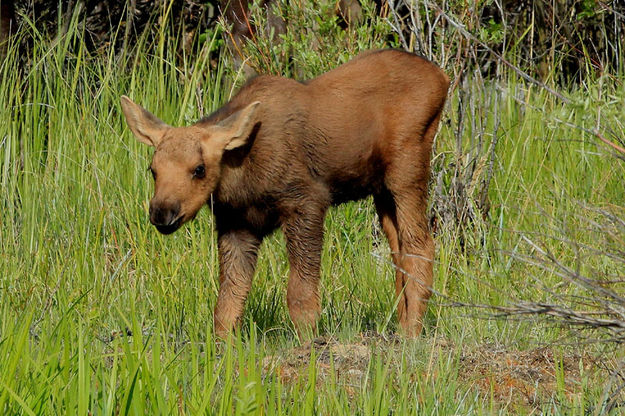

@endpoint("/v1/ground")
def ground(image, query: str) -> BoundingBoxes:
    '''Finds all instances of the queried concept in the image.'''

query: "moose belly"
[327,155,385,205]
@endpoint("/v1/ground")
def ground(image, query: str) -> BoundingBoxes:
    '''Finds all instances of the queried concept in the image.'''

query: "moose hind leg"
[374,192,408,328]
[283,204,326,338]
[395,192,434,337]
[386,112,442,336]
[213,229,261,338]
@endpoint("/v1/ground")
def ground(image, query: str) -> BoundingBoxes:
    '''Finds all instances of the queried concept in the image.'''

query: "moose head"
[120,96,260,234]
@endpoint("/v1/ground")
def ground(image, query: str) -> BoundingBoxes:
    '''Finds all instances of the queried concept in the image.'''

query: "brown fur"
[121,49,449,338]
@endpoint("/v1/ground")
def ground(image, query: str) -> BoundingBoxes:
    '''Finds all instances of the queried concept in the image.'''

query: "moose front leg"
[213,228,261,338]
[282,204,327,338]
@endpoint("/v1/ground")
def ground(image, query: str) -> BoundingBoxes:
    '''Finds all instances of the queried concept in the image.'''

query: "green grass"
[1,9,624,416]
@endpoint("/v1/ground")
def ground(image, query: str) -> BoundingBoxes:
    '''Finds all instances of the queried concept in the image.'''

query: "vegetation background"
[0,0,624,414]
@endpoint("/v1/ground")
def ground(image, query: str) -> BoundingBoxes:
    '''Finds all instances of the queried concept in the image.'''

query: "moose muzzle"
[149,199,182,235]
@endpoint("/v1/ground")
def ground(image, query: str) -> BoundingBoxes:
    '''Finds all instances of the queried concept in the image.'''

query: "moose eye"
[193,164,206,179]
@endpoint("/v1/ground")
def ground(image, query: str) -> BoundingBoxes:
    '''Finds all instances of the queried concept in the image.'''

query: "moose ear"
[120,95,169,147]
[217,101,261,150]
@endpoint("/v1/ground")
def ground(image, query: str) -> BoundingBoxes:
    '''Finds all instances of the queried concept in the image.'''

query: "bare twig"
[594,129,625,155]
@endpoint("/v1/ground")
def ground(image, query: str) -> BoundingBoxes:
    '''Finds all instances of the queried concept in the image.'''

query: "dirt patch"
[261,334,595,409]
[262,334,384,388]
[456,342,591,409]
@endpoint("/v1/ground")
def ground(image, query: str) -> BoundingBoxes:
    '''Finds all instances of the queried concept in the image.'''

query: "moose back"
[121,49,449,337]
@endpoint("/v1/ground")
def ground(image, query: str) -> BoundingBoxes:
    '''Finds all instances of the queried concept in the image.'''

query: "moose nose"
[149,200,181,227]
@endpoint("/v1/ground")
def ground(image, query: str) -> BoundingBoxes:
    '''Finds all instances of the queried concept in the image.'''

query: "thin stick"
[594,129,625,155]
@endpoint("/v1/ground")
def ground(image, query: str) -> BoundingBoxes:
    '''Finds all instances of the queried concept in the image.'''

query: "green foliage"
[222,0,396,80]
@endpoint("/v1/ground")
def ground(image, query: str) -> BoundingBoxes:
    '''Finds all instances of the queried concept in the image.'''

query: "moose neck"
[214,135,264,209]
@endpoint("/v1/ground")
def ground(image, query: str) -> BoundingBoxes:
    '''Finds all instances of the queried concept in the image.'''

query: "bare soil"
[262,333,595,411]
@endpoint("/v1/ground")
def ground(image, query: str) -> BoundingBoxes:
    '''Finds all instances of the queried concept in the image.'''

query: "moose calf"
[121,49,449,337]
